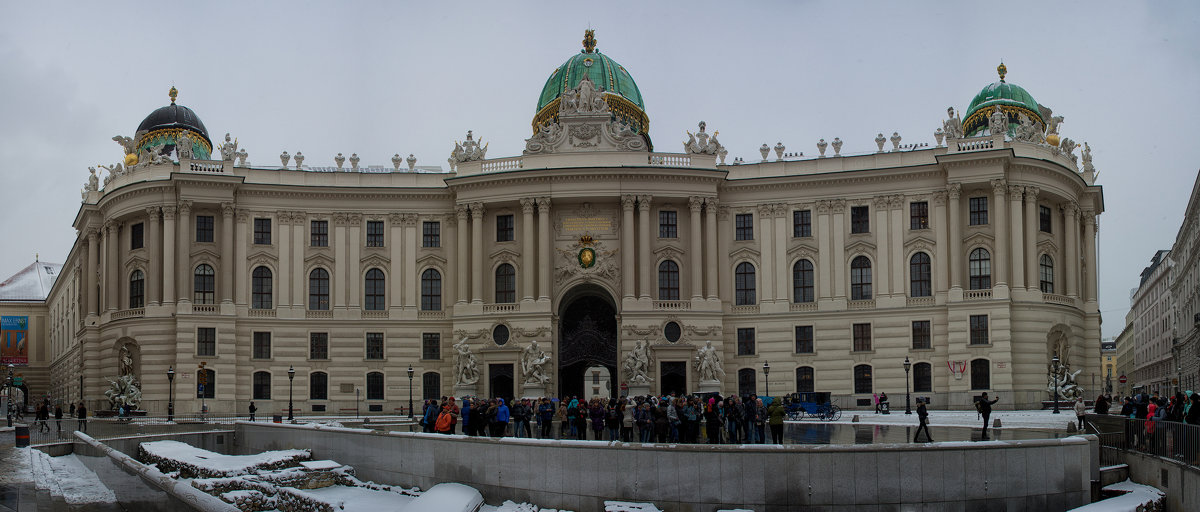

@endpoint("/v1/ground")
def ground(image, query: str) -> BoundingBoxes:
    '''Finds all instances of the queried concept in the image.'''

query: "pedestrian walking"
[976,392,999,439]
[54,403,63,432]
[76,402,87,433]
[248,401,257,422]
[913,399,933,442]
[767,398,785,444]
[1073,398,1086,431]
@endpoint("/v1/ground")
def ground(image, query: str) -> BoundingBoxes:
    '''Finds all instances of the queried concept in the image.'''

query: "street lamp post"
[5,364,12,428]
[903,356,912,415]
[355,388,360,419]
[1052,354,1061,414]
[287,366,296,422]
[166,366,175,422]
[762,362,770,397]
[407,365,415,419]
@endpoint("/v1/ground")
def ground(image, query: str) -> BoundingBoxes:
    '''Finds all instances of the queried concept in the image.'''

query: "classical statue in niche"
[119,345,135,378]
[695,340,724,382]
[622,339,652,384]
[521,340,550,385]
[453,337,480,385]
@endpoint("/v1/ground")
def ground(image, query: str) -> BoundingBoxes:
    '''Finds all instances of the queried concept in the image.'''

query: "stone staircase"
[27,449,120,511]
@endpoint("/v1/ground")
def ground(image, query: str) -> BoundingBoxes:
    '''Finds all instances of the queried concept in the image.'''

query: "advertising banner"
[0,316,29,365]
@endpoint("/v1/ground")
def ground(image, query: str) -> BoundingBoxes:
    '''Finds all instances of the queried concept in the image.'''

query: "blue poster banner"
[1,316,29,365]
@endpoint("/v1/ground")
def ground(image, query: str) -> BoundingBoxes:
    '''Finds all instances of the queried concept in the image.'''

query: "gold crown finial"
[169,86,178,104]
[582,29,596,53]
[997,62,1007,83]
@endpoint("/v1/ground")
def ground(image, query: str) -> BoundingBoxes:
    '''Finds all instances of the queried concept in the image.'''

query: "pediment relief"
[786,241,819,261]
[1036,238,1060,255]
[962,231,995,247]
[189,247,221,261]
[247,252,277,271]
[488,248,521,265]
[247,248,276,261]
[904,234,937,256]
[123,255,149,272]
[652,244,684,262]
[728,246,760,261]
[844,239,877,255]
[416,253,448,268]
[303,252,335,269]
[360,253,390,270]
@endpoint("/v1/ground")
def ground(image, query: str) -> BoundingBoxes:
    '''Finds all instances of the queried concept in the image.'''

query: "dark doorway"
[738,368,757,397]
[558,289,618,400]
[489,364,514,404]
[660,361,686,396]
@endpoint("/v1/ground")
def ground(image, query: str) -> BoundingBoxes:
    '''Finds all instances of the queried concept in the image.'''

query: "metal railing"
[1091,415,1200,468]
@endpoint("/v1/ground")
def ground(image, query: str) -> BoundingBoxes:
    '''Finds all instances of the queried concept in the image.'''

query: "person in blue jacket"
[493,398,510,437]
[460,398,472,436]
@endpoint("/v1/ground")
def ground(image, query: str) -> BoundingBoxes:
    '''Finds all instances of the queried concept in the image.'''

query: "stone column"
[1008,185,1025,290]
[176,201,192,303]
[689,197,704,301]
[990,179,1008,287]
[1024,187,1040,290]
[161,207,176,305]
[402,214,418,308]
[456,204,469,304]
[105,221,118,311]
[947,184,963,290]
[334,213,349,309]
[932,192,948,293]
[637,195,652,300]
[291,213,305,307]
[704,198,718,300]
[348,214,362,309]
[221,203,234,303]
[537,197,552,301]
[86,229,99,315]
[873,196,891,296]
[773,204,789,301]
[1063,202,1079,297]
[758,204,774,302]
[388,213,404,309]
[234,209,249,306]
[831,200,846,298]
[276,212,291,308]
[816,201,832,299]
[888,195,905,295]
[471,202,485,303]
[521,198,536,302]
[1083,208,1097,303]
[621,195,636,300]
[146,207,161,306]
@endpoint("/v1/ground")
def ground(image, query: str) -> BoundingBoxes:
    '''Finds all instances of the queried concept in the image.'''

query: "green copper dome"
[532,30,649,138]
[962,63,1043,136]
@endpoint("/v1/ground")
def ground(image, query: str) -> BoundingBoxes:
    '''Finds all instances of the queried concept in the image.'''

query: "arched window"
[194,264,215,304]
[658,260,680,300]
[366,372,385,400]
[850,256,872,300]
[364,268,386,310]
[129,270,144,309]
[969,248,991,290]
[913,362,932,393]
[737,368,757,397]
[308,268,330,310]
[197,369,215,399]
[309,372,328,400]
[252,371,271,400]
[422,372,441,400]
[853,364,873,394]
[971,359,990,390]
[909,252,931,297]
[1039,254,1055,293]
[421,269,442,311]
[251,266,272,309]
[793,259,814,303]
[796,366,815,393]
[735,262,756,305]
[494,264,516,303]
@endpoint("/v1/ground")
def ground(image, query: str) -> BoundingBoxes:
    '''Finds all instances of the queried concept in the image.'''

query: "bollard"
[14,425,29,447]
[273,415,282,424]
[1066,421,1077,433]
[993,418,1002,428]
[851,415,860,423]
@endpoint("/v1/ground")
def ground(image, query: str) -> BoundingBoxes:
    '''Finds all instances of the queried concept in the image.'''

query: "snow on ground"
[28,449,117,504]
[1066,479,1164,511]
[802,408,1078,430]
[296,484,417,511]
[140,440,308,476]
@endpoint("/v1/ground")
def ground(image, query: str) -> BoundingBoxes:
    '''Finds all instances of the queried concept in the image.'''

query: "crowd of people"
[1110,390,1200,460]
[418,393,791,444]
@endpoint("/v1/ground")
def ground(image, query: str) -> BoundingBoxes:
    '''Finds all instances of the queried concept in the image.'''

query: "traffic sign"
[12,377,22,386]
[198,384,205,393]
[1119,375,1127,384]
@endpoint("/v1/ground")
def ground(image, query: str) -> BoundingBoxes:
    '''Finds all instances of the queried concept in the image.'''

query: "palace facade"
[42,32,1103,414]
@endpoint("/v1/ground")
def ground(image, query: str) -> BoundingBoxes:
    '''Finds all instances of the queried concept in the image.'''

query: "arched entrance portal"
[558,286,618,400]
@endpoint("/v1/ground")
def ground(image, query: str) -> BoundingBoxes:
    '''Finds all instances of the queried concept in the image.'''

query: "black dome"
[137,104,211,146]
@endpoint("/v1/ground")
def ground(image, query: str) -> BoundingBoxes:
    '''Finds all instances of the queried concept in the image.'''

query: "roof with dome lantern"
[962,63,1044,137]
[134,86,213,160]
[533,30,649,140]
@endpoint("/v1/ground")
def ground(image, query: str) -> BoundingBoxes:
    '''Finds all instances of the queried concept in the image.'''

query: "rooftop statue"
[451,130,488,163]
[988,105,1007,136]
[942,107,964,139]
[524,121,565,155]
[177,132,194,159]
[684,121,724,155]
[1081,142,1094,173]
[559,74,609,115]
[1014,113,1045,144]
[85,167,99,192]
[219,133,238,161]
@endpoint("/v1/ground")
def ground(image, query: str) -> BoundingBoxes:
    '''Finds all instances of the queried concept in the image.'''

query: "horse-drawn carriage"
[784,392,842,421]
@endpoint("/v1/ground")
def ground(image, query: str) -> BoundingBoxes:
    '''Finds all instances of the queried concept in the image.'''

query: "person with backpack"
[248,401,257,422]
[493,398,510,437]
[913,398,933,442]
[538,398,555,438]
[421,399,438,433]
[977,392,999,439]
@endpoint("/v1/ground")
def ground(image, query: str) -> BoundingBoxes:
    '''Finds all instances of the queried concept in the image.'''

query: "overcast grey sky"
[2,1,1197,338]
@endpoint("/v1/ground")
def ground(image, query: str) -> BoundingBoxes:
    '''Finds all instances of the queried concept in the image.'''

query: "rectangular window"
[912,321,931,350]
[366,332,384,360]
[851,206,870,234]
[253,218,271,245]
[910,201,929,230]
[1039,205,1052,233]
[197,327,216,357]
[422,221,440,247]
[496,215,514,242]
[422,333,441,360]
[969,197,988,226]
[658,210,678,238]
[970,315,989,345]
[130,223,144,250]
[852,323,872,352]
[309,332,329,360]
[196,215,214,243]
[793,210,812,238]
[737,328,755,356]
[252,332,271,359]
[311,220,328,247]
[735,214,754,241]
[366,220,385,247]
[795,325,814,354]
